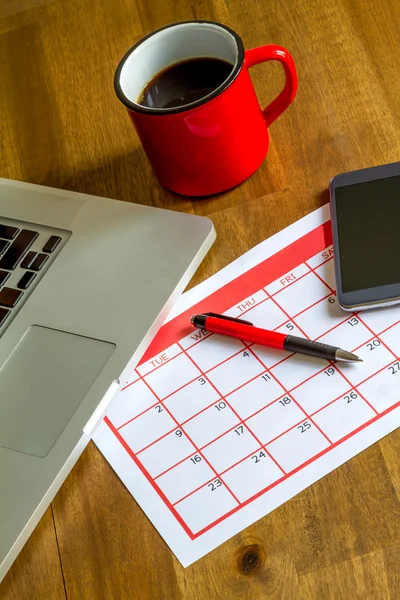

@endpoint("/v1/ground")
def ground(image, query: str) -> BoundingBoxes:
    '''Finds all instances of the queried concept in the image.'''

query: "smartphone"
[329,161,400,311]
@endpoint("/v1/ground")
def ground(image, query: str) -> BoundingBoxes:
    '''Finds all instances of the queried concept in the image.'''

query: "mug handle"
[245,45,298,127]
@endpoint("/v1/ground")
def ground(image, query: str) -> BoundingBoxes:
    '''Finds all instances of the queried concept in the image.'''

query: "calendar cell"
[228,372,285,419]
[120,404,176,453]
[312,392,376,443]
[314,258,335,291]
[337,339,395,387]
[207,348,265,396]
[182,402,239,448]
[357,361,400,413]
[275,321,306,337]
[291,366,350,414]
[273,272,331,316]
[156,453,215,504]
[318,317,371,350]
[380,321,400,357]
[266,263,309,296]
[223,451,284,502]
[307,246,334,269]
[267,420,330,472]
[137,343,181,376]
[202,425,260,473]
[180,328,212,351]
[358,306,400,336]
[225,289,268,319]
[175,479,238,533]
[271,353,328,391]
[107,379,158,428]
[145,353,201,399]
[179,329,213,350]
[138,429,196,478]
[246,396,306,445]
[187,333,245,372]
[251,345,291,370]
[242,298,288,330]
[122,370,139,389]
[294,295,346,339]
[164,377,220,423]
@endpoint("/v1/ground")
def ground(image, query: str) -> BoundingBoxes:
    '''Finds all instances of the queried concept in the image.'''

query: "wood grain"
[1,0,400,598]
[0,507,66,600]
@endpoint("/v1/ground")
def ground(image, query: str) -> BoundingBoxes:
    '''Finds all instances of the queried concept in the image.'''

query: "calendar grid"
[120,284,338,396]
[103,223,400,540]
[381,318,400,337]
[259,271,339,445]
[295,259,383,418]
[264,278,346,444]
[117,400,160,430]
[147,354,395,483]
[103,416,196,538]
[178,340,288,477]
[120,336,337,463]
[114,321,399,478]
[137,368,242,506]
[334,360,379,416]
[271,269,311,295]
[104,391,400,539]
[119,327,398,441]
[266,286,310,339]
[304,260,400,361]
[314,314,349,341]
[356,314,398,360]
[305,258,336,291]
[245,343,334,445]
[120,334,212,392]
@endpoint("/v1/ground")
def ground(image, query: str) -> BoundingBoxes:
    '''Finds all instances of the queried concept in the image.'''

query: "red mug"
[115,21,298,197]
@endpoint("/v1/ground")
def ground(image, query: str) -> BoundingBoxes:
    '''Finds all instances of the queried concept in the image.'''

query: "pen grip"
[205,317,286,349]
[284,335,338,360]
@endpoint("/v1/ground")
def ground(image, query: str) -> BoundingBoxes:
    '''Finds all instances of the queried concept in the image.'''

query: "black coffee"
[138,57,233,109]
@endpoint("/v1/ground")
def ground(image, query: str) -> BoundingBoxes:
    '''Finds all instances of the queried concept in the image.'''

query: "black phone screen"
[335,175,400,293]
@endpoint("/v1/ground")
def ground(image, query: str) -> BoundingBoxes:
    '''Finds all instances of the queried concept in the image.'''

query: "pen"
[190,312,362,363]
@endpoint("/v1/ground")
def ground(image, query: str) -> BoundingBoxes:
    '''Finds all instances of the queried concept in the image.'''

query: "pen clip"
[201,312,254,326]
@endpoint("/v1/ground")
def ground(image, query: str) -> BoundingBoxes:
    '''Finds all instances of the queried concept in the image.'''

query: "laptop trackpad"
[0,326,115,457]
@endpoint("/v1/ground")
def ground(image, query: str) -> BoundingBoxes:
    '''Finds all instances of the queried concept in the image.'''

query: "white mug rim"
[114,20,245,115]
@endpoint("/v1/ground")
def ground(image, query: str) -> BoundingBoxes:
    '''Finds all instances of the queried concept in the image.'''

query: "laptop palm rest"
[0,326,115,458]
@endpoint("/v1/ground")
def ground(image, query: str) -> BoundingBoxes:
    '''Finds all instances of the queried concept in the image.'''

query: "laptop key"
[0,224,19,239]
[21,251,37,269]
[0,229,38,270]
[0,270,10,286]
[43,235,61,253]
[31,253,49,271]
[0,239,9,255]
[0,287,23,308]
[18,271,36,290]
[0,307,10,326]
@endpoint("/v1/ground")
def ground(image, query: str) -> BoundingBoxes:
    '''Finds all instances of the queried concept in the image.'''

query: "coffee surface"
[138,57,234,109]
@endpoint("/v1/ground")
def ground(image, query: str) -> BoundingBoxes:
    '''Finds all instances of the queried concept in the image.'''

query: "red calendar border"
[106,221,400,541]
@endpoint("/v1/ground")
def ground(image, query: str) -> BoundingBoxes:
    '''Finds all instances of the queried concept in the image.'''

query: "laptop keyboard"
[0,217,69,337]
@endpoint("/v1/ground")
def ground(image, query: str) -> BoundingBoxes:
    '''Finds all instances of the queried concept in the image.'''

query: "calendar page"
[93,205,400,567]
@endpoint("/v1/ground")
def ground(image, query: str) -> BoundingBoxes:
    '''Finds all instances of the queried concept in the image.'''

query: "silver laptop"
[0,178,215,582]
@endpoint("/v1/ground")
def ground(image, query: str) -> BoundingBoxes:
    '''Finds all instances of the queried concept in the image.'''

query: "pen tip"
[335,349,363,363]
[190,315,196,325]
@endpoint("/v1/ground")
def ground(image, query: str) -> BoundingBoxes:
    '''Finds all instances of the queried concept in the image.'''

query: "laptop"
[0,178,215,582]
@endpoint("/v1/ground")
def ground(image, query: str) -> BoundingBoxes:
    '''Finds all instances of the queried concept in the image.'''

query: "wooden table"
[1,0,400,598]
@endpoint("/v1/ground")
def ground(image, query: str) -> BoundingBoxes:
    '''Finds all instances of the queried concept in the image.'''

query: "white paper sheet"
[93,205,400,566]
